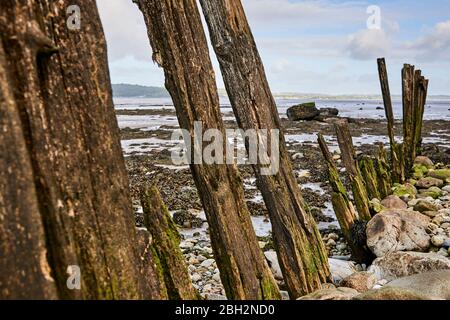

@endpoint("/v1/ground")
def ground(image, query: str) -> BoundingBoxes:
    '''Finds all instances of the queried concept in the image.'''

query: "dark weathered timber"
[375,145,392,200]
[0,0,157,299]
[199,0,330,298]
[359,156,381,201]
[402,64,416,175]
[141,186,199,300]
[413,76,429,155]
[135,228,169,300]
[135,0,280,300]
[0,41,57,299]
[377,58,404,183]
[318,134,372,263]
[334,120,371,221]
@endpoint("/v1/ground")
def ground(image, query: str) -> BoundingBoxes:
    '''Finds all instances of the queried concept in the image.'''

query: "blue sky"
[97,0,450,95]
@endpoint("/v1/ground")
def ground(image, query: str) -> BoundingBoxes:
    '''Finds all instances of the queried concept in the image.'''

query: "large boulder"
[328,258,357,285]
[340,272,377,293]
[416,177,444,189]
[385,271,450,300]
[413,199,442,213]
[297,287,359,300]
[392,183,417,200]
[366,210,430,257]
[380,195,407,210]
[428,169,450,183]
[286,102,320,121]
[314,108,339,121]
[354,286,436,300]
[414,156,434,169]
[368,251,450,281]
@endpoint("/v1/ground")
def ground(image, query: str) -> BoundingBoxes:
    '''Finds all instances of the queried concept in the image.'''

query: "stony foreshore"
[121,110,450,299]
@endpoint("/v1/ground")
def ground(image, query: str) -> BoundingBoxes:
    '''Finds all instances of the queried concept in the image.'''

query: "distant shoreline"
[112,83,450,101]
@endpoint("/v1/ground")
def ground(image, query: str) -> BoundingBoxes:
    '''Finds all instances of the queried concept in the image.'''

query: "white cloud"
[242,0,367,28]
[97,0,151,62]
[407,20,450,60]
[347,29,391,60]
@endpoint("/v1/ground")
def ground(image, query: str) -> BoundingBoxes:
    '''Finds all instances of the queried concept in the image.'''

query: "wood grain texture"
[199,0,330,298]
[135,0,280,300]
[0,0,159,299]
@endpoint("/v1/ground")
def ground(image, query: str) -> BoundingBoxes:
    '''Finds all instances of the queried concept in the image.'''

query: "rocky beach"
[117,98,450,300]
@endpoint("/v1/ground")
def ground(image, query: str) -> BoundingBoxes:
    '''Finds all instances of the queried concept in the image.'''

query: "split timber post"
[0,0,162,299]
[375,145,392,200]
[334,120,372,221]
[359,156,381,201]
[377,58,404,183]
[402,65,429,169]
[318,134,373,264]
[134,0,280,300]
[199,0,331,299]
[140,186,199,300]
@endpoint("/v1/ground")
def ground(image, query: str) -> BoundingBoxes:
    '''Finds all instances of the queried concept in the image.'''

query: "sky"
[97,0,450,95]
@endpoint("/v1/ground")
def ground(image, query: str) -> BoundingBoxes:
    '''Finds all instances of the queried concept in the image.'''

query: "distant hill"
[112,84,169,98]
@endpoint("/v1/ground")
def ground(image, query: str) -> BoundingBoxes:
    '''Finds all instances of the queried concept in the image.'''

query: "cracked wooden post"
[334,120,372,221]
[413,74,429,156]
[140,186,199,300]
[375,145,392,200]
[0,0,159,299]
[0,41,58,300]
[402,64,429,176]
[359,156,381,201]
[402,64,416,174]
[377,58,404,183]
[134,0,280,300]
[318,134,373,263]
[199,0,331,299]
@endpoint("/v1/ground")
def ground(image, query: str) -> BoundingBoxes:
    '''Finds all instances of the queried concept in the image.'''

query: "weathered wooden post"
[318,134,373,263]
[134,0,280,300]
[402,64,416,173]
[377,58,404,183]
[402,64,429,176]
[199,0,331,298]
[0,41,58,300]
[140,186,199,300]
[375,145,392,200]
[359,156,381,201]
[0,0,160,299]
[413,74,429,156]
[334,120,372,221]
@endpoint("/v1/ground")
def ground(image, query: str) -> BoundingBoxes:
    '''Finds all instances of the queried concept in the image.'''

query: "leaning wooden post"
[199,0,330,298]
[134,0,280,300]
[377,58,404,183]
[318,134,373,263]
[359,156,381,201]
[1,0,159,299]
[375,145,392,200]
[140,186,199,300]
[334,120,372,221]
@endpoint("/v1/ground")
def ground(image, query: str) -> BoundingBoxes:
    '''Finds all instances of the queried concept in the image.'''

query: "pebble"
[200,259,215,268]
[212,273,221,282]
[191,274,201,282]
[437,248,449,257]
[431,235,445,247]
[180,241,194,249]
[326,239,336,246]
[442,238,450,249]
